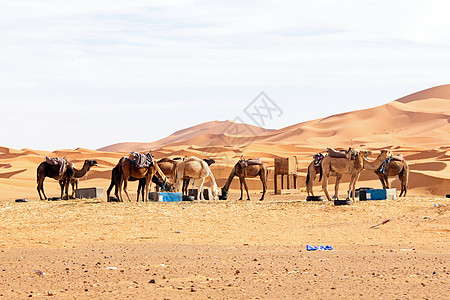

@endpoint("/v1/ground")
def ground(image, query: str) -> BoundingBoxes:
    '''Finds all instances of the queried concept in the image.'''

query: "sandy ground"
[0,191,448,299]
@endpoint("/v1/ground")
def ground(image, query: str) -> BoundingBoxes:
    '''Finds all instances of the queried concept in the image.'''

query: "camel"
[174,157,219,200]
[374,155,409,197]
[36,159,96,200]
[106,158,171,202]
[117,154,169,202]
[306,157,342,198]
[321,149,391,201]
[182,158,215,195]
[59,160,98,199]
[221,158,268,201]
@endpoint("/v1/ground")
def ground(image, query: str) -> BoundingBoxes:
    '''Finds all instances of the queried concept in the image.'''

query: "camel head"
[221,186,229,197]
[163,180,175,192]
[360,150,372,159]
[203,158,216,166]
[380,149,393,159]
[84,160,98,168]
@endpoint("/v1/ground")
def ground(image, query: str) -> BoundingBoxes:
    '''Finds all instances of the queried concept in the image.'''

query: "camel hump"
[239,158,263,168]
[327,148,348,158]
[327,148,358,160]
[45,157,68,175]
[130,152,154,168]
[391,154,403,161]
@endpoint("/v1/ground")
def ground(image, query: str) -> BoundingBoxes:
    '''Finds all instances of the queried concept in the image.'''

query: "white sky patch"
[1,0,450,149]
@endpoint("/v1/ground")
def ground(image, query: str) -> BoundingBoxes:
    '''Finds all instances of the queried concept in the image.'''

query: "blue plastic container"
[149,192,182,202]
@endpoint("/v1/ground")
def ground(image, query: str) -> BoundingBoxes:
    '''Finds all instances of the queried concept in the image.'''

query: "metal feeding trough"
[75,187,105,200]
[334,199,351,206]
[188,188,213,200]
[306,196,323,201]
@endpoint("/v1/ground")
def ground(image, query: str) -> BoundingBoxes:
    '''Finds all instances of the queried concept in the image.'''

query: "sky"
[1,0,450,150]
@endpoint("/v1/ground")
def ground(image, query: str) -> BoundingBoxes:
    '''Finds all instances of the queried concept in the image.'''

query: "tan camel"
[374,155,409,197]
[321,149,391,201]
[36,159,96,200]
[118,155,168,202]
[306,158,342,198]
[221,158,268,201]
[59,160,98,199]
[174,157,219,200]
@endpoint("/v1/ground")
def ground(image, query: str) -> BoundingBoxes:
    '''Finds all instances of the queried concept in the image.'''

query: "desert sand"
[0,85,449,298]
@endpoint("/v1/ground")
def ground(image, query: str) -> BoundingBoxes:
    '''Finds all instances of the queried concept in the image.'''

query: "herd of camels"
[36,148,408,202]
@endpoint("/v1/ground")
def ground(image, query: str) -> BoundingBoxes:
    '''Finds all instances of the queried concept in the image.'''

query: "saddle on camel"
[221,156,268,201]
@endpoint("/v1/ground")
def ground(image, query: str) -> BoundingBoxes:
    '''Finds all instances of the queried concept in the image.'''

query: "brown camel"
[306,158,342,198]
[321,149,391,201]
[174,157,219,200]
[106,158,172,202]
[118,155,168,202]
[221,158,268,201]
[59,160,98,199]
[374,155,409,197]
[36,159,96,200]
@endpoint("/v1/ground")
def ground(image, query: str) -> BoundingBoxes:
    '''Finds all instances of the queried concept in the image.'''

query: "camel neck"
[223,165,237,191]
[363,155,386,170]
[73,164,90,178]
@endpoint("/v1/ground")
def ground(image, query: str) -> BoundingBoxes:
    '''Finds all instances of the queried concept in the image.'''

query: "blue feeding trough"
[360,188,397,200]
[149,192,182,202]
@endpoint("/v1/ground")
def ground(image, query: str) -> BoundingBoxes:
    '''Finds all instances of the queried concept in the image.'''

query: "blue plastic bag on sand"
[306,245,333,251]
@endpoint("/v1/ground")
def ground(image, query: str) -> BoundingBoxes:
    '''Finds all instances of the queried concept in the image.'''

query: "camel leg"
[198,178,205,200]
[64,179,70,200]
[107,181,114,202]
[377,174,386,189]
[333,173,342,199]
[37,179,47,200]
[238,178,244,200]
[306,168,316,197]
[242,178,250,200]
[123,180,131,202]
[260,172,267,201]
[347,173,360,201]
[59,180,65,199]
[71,181,77,199]
[321,167,332,201]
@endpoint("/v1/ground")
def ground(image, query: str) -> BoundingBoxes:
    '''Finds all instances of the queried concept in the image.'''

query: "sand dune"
[0,85,449,199]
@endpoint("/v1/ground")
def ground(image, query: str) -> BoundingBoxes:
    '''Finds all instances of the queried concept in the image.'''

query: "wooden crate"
[274,157,298,175]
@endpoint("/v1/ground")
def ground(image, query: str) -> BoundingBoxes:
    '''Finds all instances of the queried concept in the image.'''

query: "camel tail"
[306,166,311,185]
[36,167,40,184]
[319,164,323,182]
[399,163,409,184]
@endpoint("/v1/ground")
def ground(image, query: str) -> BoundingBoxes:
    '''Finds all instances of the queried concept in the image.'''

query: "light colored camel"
[375,158,409,197]
[174,157,219,200]
[221,159,268,201]
[118,156,168,202]
[321,149,391,201]
[306,159,342,198]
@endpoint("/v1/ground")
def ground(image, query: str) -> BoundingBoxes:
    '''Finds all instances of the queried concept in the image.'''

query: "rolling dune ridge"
[1,85,449,199]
